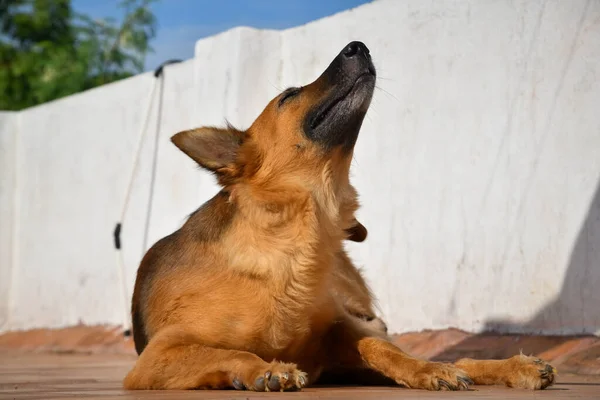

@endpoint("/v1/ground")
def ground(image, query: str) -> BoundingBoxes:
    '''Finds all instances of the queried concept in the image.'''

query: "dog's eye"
[278,87,301,107]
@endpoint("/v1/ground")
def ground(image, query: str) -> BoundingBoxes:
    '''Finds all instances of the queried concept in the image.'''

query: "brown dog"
[124,42,556,392]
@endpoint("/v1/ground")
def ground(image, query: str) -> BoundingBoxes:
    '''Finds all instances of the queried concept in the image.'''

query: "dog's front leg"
[123,325,307,391]
[356,337,473,390]
[325,319,472,391]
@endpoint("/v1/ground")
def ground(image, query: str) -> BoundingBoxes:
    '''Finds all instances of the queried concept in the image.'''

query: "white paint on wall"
[0,0,598,335]
[0,112,18,329]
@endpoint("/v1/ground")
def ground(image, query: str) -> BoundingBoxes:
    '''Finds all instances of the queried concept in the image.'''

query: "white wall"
[0,112,18,328]
[2,62,197,330]
[0,0,599,335]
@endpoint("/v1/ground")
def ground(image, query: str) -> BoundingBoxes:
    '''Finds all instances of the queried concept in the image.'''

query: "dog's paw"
[400,361,473,391]
[504,354,556,390]
[352,314,389,335]
[363,316,388,334]
[233,362,308,392]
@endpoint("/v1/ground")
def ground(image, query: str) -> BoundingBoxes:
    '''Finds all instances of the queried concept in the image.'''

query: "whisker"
[375,85,401,104]
[268,80,284,92]
[366,105,380,118]
[351,153,360,168]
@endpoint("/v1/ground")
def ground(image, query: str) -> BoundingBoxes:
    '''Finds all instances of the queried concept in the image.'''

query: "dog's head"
[172,41,375,240]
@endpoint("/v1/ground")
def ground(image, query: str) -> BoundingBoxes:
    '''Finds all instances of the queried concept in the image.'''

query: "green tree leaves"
[0,0,158,110]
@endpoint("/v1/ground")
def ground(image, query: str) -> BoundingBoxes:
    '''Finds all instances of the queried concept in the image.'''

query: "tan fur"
[124,43,555,392]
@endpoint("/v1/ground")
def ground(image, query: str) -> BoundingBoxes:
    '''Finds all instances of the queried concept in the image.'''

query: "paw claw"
[438,379,455,391]
[299,375,306,387]
[458,376,472,389]
[253,376,265,391]
[507,355,557,389]
[267,375,281,391]
[245,362,307,392]
[409,362,470,391]
[233,377,245,390]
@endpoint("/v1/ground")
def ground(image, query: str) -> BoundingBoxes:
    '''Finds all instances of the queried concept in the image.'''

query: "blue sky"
[72,0,371,71]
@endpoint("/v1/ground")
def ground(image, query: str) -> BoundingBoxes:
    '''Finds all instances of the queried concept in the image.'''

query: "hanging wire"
[113,59,182,336]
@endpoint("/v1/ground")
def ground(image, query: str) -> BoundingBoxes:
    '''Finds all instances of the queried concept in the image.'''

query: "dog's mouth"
[310,70,376,131]
[302,41,376,151]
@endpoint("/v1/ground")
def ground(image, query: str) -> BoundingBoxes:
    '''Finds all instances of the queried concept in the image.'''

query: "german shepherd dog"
[124,42,556,392]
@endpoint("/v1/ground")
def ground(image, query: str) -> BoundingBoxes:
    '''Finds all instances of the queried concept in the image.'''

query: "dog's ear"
[345,219,368,242]
[171,125,245,173]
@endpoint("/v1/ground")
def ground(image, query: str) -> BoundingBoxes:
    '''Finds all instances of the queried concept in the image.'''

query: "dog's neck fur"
[222,159,356,301]
[218,161,357,348]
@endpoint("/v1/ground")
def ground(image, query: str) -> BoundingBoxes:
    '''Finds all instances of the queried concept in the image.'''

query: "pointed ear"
[345,219,368,242]
[171,126,244,172]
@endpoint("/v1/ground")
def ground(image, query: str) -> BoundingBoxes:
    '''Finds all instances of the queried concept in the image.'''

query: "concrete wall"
[0,112,18,328]
[0,0,599,335]
[2,62,197,330]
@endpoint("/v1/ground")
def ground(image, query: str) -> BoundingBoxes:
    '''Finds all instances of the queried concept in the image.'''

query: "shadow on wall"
[432,179,600,362]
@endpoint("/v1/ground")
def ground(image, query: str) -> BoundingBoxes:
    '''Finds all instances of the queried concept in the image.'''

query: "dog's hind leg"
[331,250,388,334]
[123,325,307,391]
[453,355,556,389]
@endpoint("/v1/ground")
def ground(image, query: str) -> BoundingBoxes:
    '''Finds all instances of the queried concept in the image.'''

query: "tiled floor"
[1,352,599,400]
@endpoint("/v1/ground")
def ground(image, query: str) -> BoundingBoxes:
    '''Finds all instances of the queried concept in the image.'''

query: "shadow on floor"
[431,179,600,369]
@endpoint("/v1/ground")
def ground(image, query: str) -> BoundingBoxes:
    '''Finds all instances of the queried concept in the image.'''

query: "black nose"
[343,41,370,58]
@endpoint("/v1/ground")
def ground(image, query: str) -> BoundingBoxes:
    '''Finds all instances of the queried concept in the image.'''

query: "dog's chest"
[257,287,337,359]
